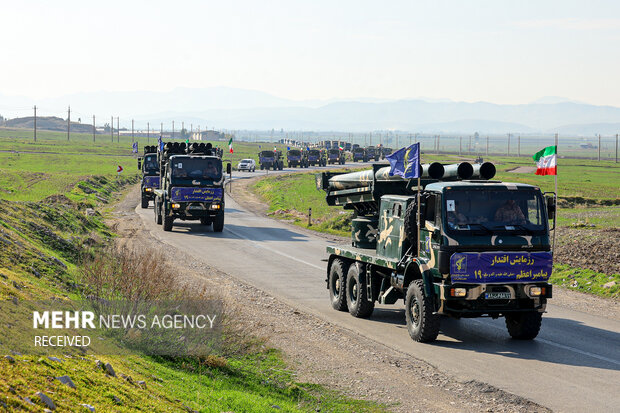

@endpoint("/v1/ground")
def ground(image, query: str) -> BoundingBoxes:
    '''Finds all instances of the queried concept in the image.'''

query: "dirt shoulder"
[109,184,551,413]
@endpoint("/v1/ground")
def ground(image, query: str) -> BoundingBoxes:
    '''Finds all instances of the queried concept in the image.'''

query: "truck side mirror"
[226,163,232,175]
[546,195,556,220]
[137,158,142,170]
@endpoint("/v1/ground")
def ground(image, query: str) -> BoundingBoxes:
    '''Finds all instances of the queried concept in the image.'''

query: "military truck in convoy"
[380,147,393,159]
[153,142,231,232]
[138,145,160,208]
[306,149,326,167]
[327,148,346,165]
[352,147,366,162]
[365,146,380,162]
[259,150,284,170]
[317,161,556,342]
[287,149,306,168]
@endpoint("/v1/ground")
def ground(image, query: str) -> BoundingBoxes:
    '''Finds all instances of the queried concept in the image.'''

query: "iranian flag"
[338,145,344,151]
[533,145,557,175]
[228,137,233,154]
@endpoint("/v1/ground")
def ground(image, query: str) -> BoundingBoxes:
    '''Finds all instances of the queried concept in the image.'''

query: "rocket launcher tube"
[326,162,444,190]
[471,162,496,180]
[442,162,474,180]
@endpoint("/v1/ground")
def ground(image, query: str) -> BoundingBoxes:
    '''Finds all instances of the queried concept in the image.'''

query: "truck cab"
[306,149,326,166]
[352,147,365,162]
[287,149,304,168]
[327,148,345,165]
[259,150,283,170]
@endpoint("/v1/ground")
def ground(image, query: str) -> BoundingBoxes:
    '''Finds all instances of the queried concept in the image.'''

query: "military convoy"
[317,161,556,342]
[259,150,284,170]
[287,149,307,168]
[138,145,160,208]
[305,149,326,166]
[152,142,231,232]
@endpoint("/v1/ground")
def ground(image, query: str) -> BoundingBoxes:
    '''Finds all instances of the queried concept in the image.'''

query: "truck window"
[392,203,402,218]
[424,194,436,224]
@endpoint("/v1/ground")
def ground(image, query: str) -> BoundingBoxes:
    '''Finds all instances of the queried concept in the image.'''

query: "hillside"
[4,116,96,134]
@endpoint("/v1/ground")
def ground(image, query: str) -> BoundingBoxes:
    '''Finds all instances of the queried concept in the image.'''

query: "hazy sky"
[1,0,619,105]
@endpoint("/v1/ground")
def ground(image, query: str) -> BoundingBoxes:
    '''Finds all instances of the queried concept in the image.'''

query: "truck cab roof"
[424,180,540,192]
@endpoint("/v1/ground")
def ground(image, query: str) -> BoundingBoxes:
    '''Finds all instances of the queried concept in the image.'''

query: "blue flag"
[386,143,420,179]
[132,142,138,153]
[287,146,291,150]
[158,136,164,152]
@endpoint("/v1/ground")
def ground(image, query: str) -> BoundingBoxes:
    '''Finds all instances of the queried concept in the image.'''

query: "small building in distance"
[191,130,227,141]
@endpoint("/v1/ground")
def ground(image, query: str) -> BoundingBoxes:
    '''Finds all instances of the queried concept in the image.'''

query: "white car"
[237,159,256,172]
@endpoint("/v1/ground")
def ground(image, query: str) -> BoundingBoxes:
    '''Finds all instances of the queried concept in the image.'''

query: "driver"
[205,161,218,177]
[494,199,526,224]
[447,200,468,227]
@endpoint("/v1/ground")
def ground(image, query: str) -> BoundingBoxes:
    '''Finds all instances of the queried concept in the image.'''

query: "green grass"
[551,265,618,298]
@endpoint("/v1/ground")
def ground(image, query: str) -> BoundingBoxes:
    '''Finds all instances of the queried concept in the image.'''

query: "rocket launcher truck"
[153,142,231,232]
[316,161,557,342]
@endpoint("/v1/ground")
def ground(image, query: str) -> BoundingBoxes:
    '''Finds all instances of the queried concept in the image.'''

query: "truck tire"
[141,195,149,209]
[212,211,224,232]
[260,164,264,170]
[328,259,349,311]
[162,209,173,231]
[405,279,440,342]
[345,263,374,318]
[155,200,162,225]
[505,312,542,340]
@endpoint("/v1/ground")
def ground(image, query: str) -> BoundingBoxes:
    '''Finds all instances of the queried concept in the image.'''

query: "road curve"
[136,168,620,413]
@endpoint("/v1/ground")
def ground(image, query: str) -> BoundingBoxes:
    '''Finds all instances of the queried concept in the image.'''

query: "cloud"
[513,18,620,31]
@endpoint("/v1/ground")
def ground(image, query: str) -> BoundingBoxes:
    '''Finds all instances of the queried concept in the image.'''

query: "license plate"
[485,292,511,299]
[188,205,203,210]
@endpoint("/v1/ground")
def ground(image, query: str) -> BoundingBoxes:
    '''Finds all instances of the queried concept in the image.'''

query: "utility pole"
[131,119,134,143]
[518,135,521,157]
[116,117,120,143]
[182,121,184,137]
[92,115,96,142]
[369,132,372,146]
[160,122,163,136]
[507,133,511,156]
[147,122,150,144]
[172,121,175,139]
[33,105,37,142]
[67,106,71,141]
[598,134,601,161]
[414,133,418,144]
[437,134,440,153]
[469,135,472,154]
[190,123,193,136]
[111,116,114,142]
[459,136,462,155]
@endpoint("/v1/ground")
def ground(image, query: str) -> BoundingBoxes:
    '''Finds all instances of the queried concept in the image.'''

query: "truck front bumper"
[437,282,552,316]
[169,202,223,219]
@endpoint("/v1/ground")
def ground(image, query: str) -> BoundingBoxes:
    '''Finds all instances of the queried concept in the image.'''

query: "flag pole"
[553,133,558,254]
[417,175,421,258]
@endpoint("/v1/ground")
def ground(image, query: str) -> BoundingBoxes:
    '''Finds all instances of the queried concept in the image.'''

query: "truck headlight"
[172,203,181,209]
[145,187,153,192]
[528,286,543,297]
[210,204,221,210]
[450,288,467,297]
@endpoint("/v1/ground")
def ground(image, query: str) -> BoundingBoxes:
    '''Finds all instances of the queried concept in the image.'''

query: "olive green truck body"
[317,162,556,342]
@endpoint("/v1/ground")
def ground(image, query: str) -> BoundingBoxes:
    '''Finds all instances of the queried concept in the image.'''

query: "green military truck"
[305,148,327,167]
[259,150,284,170]
[317,161,556,342]
[153,142,231,232]
[138,145,160,208]
[365,146,380,162]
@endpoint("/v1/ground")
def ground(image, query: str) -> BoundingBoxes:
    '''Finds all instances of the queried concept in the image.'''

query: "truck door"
[419,194,441,265]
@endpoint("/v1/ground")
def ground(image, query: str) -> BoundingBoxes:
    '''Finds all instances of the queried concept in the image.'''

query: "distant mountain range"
[2,87,620,134]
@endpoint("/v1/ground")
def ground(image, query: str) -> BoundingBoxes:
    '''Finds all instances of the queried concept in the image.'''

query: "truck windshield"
[171,157,222,181]
[260,151,275,157]
[308,150,320,155]
[143,154,158,173]
[288,150,301,156]
[444,188,545,232]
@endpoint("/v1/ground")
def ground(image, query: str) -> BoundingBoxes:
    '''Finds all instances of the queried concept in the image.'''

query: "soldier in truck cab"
[494,199,526,224]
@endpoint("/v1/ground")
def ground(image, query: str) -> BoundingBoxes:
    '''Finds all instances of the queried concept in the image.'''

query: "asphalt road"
[136,166,620,413]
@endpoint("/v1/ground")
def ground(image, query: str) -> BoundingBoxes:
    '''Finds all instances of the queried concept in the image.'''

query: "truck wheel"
[505,312,542,340]
[405,279,440,342]
[162,210,173,231]
[212,212,224,232]
[260,164,264,170]
[141,196,149,209]
[328,259,349,311]
[155,201,162,225]
[346,263,374,318]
